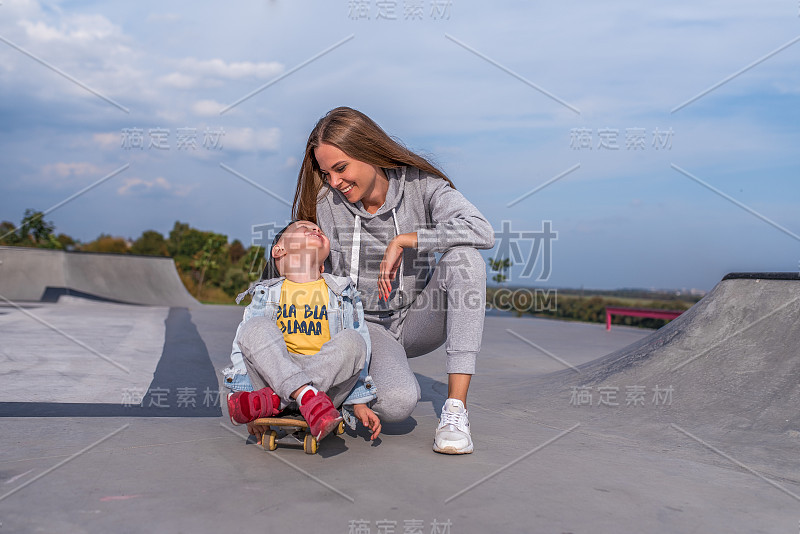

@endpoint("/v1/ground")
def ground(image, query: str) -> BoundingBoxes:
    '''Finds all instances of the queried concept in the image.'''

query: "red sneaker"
[227,387,280,425]
[298,391,342,441]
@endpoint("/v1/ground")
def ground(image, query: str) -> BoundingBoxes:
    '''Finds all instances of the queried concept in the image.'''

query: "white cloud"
[18,14,119,43]
[192,99,224,116]
[92,133,120,150]
[157,58,284,90]
[178,57,284,80]
[224,127,281,152]
[154,109,185,123]
[117,177,192,197]
[26,161,106,188]
[158,72,198,89]
[17,20,63,42]
[42,162,103,178]
[1,4,156,107]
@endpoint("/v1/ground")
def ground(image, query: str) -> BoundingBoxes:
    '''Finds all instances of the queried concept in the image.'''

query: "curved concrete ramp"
[506,272,800,477]
[546,272,800,428]
[0,246,199,307]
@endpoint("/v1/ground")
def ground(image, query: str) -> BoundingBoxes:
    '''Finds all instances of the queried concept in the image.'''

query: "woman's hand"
[353,403,382,441]
[378,232,417,301]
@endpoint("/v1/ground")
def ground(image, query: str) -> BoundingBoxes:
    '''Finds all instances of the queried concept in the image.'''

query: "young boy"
[223,220,380,442]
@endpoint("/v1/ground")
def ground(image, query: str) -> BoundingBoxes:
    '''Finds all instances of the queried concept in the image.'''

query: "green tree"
[168,221,207,257]
[221,266,250,297]
[241,245,266,282]
[228,239,246,264]
[193,234,228,299]
[167,221,190,256]
[488,257,512,285]
[82,234,129,254]
[0,221,19,245]
[56,233,77,251]
[0,210,66,249]
[131,230,169,256]
[21,209,55,245]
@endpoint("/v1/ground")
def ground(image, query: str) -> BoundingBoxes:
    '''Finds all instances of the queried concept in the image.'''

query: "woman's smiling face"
[314,142,386,206]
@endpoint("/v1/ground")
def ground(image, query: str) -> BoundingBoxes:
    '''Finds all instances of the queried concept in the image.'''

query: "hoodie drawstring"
[391,207,404,306]
[349,209,404,306]
[350,214,361,288]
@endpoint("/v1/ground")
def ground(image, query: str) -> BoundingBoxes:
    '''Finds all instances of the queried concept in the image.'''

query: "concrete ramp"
[1,272,798,533]
[504,272,800,478]
[546,272,800,429]
[0,246,199,307]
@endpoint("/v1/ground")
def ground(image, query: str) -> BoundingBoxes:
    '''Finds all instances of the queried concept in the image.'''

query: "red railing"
[605,306,684,331]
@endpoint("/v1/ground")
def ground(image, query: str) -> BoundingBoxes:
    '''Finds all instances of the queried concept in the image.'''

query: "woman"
[293,107,494,454]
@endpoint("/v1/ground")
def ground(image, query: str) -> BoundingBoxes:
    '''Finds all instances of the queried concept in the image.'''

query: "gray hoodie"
[316,166,495,314]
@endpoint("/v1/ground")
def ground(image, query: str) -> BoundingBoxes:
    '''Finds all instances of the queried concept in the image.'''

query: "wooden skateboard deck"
[251,415,344,454]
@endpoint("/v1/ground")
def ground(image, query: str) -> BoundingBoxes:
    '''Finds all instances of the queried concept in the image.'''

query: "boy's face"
[273,221,330,272]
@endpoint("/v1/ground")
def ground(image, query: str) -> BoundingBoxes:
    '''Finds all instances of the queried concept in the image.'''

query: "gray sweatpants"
[366,246,487,423]
[237,317,367,408]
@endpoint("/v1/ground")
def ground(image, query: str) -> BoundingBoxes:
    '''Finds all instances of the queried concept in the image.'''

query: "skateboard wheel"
[336,421,345,435]
[268,430,278,451]
[303,434,318,454]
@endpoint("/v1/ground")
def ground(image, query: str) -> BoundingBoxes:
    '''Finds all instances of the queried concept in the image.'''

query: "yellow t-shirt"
[277,278,331,355]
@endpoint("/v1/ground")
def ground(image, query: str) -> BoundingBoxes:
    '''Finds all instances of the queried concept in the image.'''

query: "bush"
[81,234,129,254]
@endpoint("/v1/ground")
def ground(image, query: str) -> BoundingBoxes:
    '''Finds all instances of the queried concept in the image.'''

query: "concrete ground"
[1,289,799,533]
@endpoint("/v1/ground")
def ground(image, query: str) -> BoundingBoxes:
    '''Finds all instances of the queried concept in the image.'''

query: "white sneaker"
[433,398,473,454]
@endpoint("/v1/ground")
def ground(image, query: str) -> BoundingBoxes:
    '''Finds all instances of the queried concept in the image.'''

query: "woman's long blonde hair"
[292,106,455,222]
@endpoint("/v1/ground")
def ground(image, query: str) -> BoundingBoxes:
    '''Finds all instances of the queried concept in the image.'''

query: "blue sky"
[1,0,799,290]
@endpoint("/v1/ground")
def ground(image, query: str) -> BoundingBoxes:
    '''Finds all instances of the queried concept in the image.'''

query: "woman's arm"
[415,176,495,254]
[379,175,494,297]
[378,231,417,301]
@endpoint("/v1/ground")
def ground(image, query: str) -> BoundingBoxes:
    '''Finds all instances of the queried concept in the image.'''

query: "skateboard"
[251,414,345,454]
